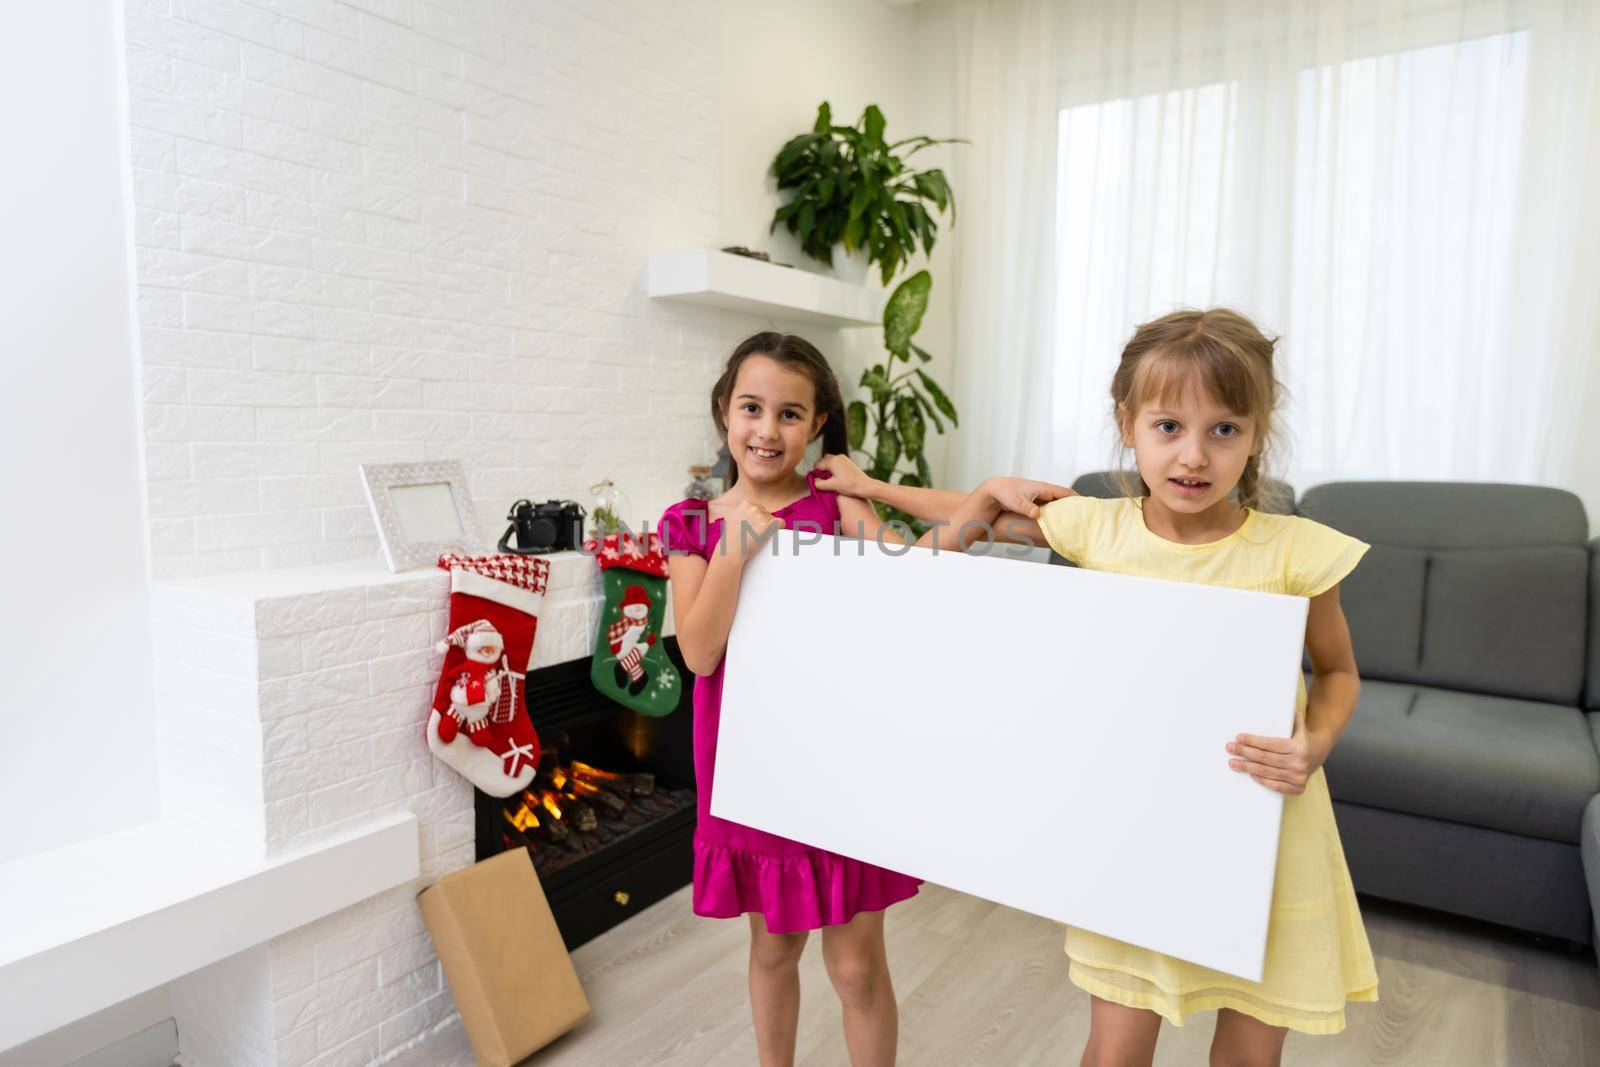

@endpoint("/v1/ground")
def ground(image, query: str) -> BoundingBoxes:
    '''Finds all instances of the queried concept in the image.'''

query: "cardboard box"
[418,848,588,1066]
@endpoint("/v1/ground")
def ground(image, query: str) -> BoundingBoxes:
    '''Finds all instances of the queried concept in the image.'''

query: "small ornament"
[588,479,629,539]
[685,464,715,501]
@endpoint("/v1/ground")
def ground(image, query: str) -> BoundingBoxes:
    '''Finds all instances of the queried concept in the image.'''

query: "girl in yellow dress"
[817,308,1378,1065]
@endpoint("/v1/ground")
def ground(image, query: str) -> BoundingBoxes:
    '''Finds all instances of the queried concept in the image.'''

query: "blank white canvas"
[714,531,1309,981]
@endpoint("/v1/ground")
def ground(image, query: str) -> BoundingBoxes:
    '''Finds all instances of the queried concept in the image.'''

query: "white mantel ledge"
[0,811,419,1051]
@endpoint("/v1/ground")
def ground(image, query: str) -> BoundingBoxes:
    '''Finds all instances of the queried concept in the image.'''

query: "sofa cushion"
[1298,482,1590,549]
[1338,545,1427,680]
[1299,482,1591,704]
[1419,546,1589,705]
[1322,678,1600,844]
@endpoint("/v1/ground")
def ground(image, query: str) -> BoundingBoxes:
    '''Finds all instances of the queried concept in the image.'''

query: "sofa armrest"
[1588,537,1600,710]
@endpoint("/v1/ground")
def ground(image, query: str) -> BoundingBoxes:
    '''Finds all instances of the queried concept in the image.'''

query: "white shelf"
[0,812,419,1049]
[648,250,886,328]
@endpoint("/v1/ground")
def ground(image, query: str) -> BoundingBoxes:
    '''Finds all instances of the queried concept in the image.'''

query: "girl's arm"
[837,493,910,545]
[840,488,1050,549]
[1227,585,1360,795]
[814,453,1075,529]
[814,453,965,523]
[667,503,782,676]
[838,481,1048,550]
[909,480,1064,550]
[914,483,1003,550]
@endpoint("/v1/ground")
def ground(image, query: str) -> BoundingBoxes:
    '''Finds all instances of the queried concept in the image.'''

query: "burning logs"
[531,789,598,834]
[504,799,569,845]
[571,761,655,797]
[566,776,629,817]
[559,793,599,832]
[502,804,537,837]
[502,752,692,877]
[522,792,572,844]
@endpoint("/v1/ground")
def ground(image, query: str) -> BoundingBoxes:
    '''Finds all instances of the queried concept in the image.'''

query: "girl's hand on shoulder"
[980,477,1075,519]
[724,499,785,560]
[812,453,876,499]
[1227,705,1319,795]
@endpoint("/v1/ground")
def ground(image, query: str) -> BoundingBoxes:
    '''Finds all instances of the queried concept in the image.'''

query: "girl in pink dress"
[659,332,920,1067]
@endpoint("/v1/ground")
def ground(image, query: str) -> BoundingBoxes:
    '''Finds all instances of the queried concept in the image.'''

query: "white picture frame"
[714,530,1308,982]
[359,460,484,572]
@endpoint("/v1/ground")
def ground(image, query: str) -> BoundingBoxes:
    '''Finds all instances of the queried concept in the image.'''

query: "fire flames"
[538,790,563,820]
[505,805,539,833]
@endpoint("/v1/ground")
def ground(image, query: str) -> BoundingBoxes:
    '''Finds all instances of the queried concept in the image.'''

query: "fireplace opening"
[498,744,696,880]
[476,637,696,949]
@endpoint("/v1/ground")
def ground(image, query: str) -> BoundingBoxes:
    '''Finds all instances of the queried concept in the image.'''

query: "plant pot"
[830,242,871,286]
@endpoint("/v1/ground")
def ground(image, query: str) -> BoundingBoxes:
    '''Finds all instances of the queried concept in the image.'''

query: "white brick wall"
[124,0,743,582]
[152,551,614,1065]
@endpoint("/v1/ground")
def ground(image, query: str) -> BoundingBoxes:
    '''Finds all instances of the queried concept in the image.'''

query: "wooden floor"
[387,884,1600,1066]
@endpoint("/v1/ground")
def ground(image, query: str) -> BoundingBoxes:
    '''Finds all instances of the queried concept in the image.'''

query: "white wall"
[0,1,161,863]
[717,0,921,264]
[117,0,972,588]
[122,0,743,582]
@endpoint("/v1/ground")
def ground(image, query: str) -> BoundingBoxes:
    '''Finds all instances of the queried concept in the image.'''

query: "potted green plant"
[770,102,961,286]
[847,270,958,530]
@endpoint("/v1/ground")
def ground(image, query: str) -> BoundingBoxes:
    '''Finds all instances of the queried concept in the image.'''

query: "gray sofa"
[1300,482,1600,944]
[1069,474,1600,944]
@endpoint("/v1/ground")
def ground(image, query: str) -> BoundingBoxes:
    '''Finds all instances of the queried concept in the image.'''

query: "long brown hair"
[1108,308,1283,510]
[711,332,848,487]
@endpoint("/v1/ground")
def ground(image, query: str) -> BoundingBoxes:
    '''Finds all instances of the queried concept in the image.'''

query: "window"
[1054,31,1532,485]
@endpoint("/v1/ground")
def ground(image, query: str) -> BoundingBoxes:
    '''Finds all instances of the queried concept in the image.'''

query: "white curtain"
[945,0,1600,516]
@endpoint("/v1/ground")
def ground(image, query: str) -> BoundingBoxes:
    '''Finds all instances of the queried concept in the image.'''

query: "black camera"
[499,498,586,554]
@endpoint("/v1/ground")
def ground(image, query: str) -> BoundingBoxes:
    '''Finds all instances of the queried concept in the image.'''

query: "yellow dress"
[1037,495,1380,1035]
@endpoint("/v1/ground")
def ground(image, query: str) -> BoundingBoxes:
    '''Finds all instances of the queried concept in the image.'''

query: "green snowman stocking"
[587,532,681,716]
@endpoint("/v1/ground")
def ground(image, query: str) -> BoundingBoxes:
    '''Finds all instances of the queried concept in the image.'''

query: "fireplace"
[476,637,696,948]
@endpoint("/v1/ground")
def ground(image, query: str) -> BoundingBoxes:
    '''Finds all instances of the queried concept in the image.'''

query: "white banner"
[714,530,1307,981]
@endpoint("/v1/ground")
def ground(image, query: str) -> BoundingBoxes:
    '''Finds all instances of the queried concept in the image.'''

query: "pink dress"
[658,472,921,933]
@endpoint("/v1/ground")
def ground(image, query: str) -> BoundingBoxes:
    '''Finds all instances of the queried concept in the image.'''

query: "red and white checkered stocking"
[426,552,549,797]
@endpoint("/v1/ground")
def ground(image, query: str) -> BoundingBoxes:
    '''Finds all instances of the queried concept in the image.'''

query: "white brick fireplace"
[0,550,619,1067]
[176,550,619,1067]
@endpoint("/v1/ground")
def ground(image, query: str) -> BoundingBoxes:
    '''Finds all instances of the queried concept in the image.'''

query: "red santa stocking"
[428,552,550,797]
